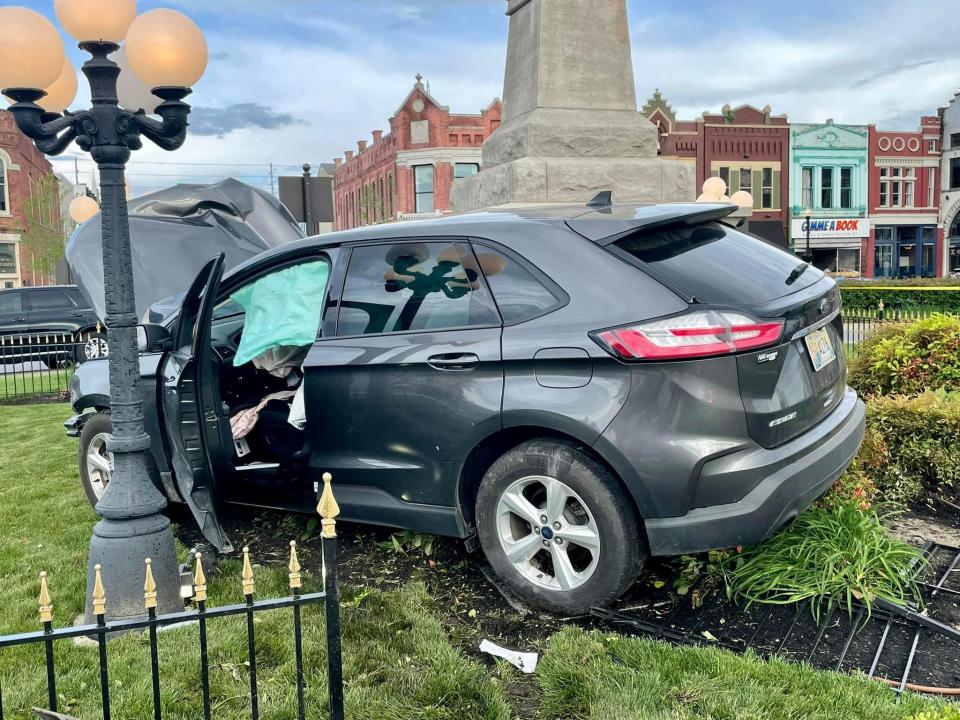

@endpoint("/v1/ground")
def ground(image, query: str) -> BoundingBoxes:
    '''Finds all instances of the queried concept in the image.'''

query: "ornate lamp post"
[0,2,207,622]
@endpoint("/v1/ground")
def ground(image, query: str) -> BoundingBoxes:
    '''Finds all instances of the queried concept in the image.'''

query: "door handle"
[427,353,480,371]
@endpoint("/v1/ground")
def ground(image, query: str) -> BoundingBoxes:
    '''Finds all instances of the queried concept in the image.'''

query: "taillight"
[593,310,783,361]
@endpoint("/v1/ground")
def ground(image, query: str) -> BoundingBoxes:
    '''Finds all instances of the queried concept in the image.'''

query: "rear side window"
[0,291,21,313]
[472,244,561,324]
[615,223,825,306]
[28,289,74,310]
[337,241,499,336]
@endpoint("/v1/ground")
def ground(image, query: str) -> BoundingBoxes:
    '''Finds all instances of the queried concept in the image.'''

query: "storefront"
[790,218,869,276]
[873,225,939,278]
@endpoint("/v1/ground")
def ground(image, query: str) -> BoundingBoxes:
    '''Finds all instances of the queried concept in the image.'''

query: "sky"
[18,0,960,196]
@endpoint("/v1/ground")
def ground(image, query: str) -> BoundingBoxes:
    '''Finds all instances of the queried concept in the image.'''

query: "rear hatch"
[608,221,846,449]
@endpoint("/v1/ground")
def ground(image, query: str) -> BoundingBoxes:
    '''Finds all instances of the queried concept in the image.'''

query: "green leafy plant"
[907,708,960,720]
[848,314,960,396]
[673,550,730,607]
[379,530,436,556]
[722,503,923,619]
[841,286,960,313]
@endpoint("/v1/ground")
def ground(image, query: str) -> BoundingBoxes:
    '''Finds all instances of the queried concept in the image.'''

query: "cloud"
[188,103,305,138]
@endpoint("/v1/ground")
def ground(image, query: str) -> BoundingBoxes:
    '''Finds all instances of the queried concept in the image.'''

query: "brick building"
[867,117,942,278]
[0,109,58,288]
[333,76,501,230]
[641,91,790,247]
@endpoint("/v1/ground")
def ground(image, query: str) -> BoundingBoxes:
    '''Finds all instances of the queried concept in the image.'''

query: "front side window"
[414,165,435,213]
[820,167,834,208]
[29,289,73,310]
[337,242,499,336]
[471,243,561,324]
[454,163,479,179]
[839,167,852,209]
[0,290,21,314]
[801,167,813,209]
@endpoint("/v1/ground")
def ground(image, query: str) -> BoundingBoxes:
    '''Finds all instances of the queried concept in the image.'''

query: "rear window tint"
[615,223,824,306]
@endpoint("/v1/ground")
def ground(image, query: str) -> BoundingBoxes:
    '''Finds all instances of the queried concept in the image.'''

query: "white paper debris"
[479,639,539,674]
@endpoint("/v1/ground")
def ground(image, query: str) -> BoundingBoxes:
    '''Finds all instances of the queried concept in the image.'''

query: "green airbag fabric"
[231,260,329,367]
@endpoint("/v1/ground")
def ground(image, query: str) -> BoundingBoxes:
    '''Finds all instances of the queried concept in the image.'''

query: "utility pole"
[301,163,314,235]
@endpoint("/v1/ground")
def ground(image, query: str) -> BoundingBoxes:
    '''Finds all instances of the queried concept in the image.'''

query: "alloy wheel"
[495,474,600,591]
[86,432,113,500]
[84,336,109,360]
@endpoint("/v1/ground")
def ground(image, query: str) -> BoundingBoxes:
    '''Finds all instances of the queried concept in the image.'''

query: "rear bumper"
[644,387,865,556]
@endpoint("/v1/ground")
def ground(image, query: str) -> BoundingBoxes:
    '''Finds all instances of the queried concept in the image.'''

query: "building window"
[801,166,813,209]
[820,167,834,209]
[879,167,888,206]
[951,158,960,190]
[928,140,938,153]
[414,164,435,213]
[951,132,960,149]
[928,167,936,207]
[454,163,479,179]
[718,167,730,193]
[0,242,16,275]
[761,168,773,209]
[387,173,393,219]
[904,167,915,207]
[738,168,752,198]
[840,167,852,209]
[0,159,7,214]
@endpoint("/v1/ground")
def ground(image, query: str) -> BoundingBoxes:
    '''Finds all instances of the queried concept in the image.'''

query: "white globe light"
[114,47,159,113]
[69,195,100,224]
[0,7,66,91]
[38,58,78,113]
[55,0,137,43]
[730,190,753,209]
[696,193,713,203]
[125,9,208,89]
[702,176,727,201]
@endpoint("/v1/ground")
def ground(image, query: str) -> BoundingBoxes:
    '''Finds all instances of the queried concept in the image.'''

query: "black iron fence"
[0,476,345,720]
[0,331,107,405]
[842,305,947,360]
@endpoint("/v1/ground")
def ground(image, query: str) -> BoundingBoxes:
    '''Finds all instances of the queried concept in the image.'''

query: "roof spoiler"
[568,203,739,245]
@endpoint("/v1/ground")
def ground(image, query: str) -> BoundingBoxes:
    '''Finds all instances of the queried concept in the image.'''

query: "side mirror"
[137,323,172,353]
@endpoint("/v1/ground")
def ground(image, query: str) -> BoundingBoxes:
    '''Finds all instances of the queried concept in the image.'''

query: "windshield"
[615,222,824,306]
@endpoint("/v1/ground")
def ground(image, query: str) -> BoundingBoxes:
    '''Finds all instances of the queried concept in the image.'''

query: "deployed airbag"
[231,260,329,367]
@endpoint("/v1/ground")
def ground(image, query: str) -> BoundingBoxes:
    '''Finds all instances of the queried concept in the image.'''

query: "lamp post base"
[83,514,183,623]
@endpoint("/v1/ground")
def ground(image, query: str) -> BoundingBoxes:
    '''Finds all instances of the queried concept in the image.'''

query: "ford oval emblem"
[818,298,830,315]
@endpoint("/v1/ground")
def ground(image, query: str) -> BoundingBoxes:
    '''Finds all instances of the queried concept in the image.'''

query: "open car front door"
[161,254,234,552]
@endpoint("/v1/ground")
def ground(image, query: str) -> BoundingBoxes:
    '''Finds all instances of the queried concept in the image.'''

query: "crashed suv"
[67,191,865,613]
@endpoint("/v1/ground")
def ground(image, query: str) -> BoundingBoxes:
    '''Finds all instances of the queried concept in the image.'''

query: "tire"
[475,438,646,613]
[79,411,113,508]
[76,331,109,364]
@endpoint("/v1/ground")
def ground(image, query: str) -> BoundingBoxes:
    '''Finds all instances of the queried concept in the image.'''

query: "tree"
[21,173,68,284]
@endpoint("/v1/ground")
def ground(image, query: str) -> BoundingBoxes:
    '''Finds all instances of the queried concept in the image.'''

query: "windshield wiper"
[785,262,809,286]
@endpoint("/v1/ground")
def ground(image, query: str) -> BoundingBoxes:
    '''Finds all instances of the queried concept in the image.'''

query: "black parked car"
[0,285,107,367]
[66,200,865,612]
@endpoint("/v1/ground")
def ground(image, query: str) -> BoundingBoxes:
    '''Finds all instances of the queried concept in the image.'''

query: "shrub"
[841,286,960,313]
[848,314,960,396]
[856,392,960,505]
[722,503,922,618]
[907,708,960,720]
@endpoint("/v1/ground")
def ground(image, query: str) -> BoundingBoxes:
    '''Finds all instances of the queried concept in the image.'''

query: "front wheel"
[475,438,646,613]
[76,331,109,364]
[79,411,113,508]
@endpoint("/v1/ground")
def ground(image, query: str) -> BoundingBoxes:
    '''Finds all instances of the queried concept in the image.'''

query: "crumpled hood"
[66,178,303,320]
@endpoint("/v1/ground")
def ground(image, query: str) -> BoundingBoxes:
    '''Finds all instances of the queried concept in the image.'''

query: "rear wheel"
[76,331,109,364]
[475,438,645,613]
[79,411,113,508]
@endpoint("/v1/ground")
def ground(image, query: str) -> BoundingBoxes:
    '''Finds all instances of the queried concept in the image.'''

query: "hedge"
[848,313,960,395]
[841,286,960,312]
[854,392,960,506]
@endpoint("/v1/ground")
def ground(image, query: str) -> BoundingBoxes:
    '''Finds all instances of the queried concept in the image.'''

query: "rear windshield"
[615,223,824,306]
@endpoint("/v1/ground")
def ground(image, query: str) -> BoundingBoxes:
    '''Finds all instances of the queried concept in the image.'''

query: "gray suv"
[66,201,865,612]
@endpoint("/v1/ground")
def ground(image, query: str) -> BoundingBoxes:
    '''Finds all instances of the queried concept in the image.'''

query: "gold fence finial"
[193,552,208,603]
[288,541,302,590]
[144,558,157,610]
[317,472,340,538]
[38,572,53,624]
[241,547,255,596]
[92,564,106,617]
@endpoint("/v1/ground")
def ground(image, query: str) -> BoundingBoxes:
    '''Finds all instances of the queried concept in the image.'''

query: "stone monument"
[451,0,695,211]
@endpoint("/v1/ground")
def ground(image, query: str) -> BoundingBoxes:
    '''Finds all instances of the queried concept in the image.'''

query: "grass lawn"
[0,366,72,402]
[0,403,940,719]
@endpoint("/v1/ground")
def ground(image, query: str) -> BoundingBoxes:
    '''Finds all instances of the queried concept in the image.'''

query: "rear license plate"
[804,327,836,372]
